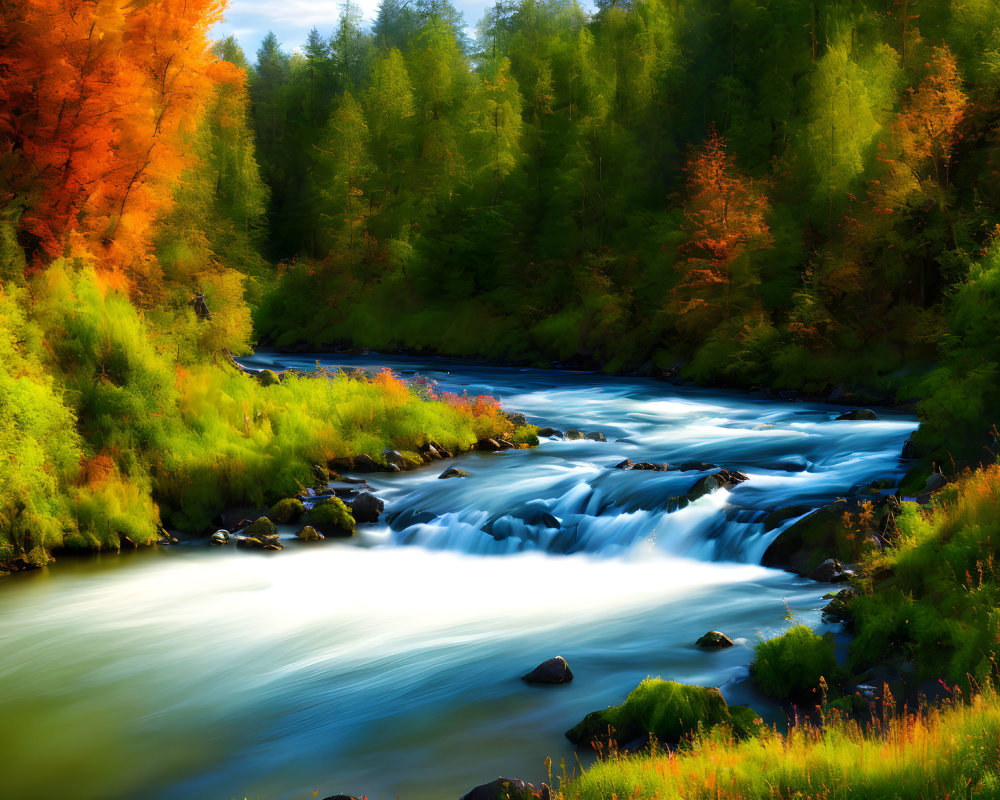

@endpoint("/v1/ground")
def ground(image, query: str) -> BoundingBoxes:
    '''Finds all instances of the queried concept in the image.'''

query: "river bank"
[0,353,918,799]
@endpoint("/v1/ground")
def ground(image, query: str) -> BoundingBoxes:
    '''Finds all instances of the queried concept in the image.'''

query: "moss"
[511,425,540,446]
[244,517,277,538]
[751,625,843,701]
[304,497,355,537]
[269,497,304,524]
[566,679,762,748]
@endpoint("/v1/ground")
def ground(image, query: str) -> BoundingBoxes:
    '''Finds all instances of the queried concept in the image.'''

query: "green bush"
[751,625,842,701]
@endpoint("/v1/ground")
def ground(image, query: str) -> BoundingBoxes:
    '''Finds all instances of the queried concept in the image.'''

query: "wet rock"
[522,656,574,685]
[255,369,281,387]
[382,448,405,470]
[632,461,669,471]
[209,530,230,545]
[822,587,856,622]
[813,558,853,582]
[565,430,584,440]
[460,778,550,800]
[507,412,528,427]
[696,631,734,648]
[269,497,304,524]
[584,431,606,442]
[901,433,917,459]
[924,472,947,492]
[244,517,277,538]
[536,427,563,438]
[836,409,878,421]
[439,467,470,479]
[350,492,384,523]
[328,456,356,473]
[761,501,855,576]
[353,454,381,473]
[687,472,745,502]
[236,533,283,551]
[614,459,634,469]
[295,487,316,500]
[295,525,323,542]
[420,442,443,460]
[540,513,561,528]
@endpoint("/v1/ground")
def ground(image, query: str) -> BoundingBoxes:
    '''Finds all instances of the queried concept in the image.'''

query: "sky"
[212,0,494,57]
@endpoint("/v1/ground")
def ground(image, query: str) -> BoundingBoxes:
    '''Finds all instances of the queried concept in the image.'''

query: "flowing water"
[0,354,918,800]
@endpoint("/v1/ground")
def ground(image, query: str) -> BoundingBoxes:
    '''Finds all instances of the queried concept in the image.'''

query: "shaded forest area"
[245,0,1000,474]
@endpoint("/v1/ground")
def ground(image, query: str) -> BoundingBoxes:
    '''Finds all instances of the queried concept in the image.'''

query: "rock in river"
[813,558,853,583]
[439,467,470,479]
[459,777,550,800]
[350,492,384,523]
[696,631,734,648]
[295,525,323,542]
[521,656,574,684]
[836,409,878,421]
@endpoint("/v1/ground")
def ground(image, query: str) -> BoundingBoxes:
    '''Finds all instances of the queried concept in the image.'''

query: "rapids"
[0,354,917,800]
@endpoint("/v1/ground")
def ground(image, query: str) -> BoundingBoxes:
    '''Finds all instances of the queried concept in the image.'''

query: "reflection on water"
[0,354,917,800]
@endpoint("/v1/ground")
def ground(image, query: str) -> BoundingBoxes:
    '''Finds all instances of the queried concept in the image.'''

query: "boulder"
[584,431,606,442]
[304,497,356,537]
[632,461,669,471]
[614,459,634,469]
[761,501,855,576]
[244,517,277,538]
[696,631,734,649]
[836,409,878,421]
[822,587,856,623]
[295,525,323,542]
[813,558,852,583]
[255,369,281,387]
[459,778,550,800]
[209,530,230,545]
[350,492,384,523]
[536,427,563,438]
[269,497,305,524]
[353,454,381,473]
[565,430,584,440]
[382,448,405,470]
[439,467,470,479]
[236,533,283,551]
[521,656,574,685]
[507,412,528,427]
[762,506,809,531]
[686,474,722,502]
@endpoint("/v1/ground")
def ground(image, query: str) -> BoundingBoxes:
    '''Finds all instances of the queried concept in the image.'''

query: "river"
[0,354,918,800]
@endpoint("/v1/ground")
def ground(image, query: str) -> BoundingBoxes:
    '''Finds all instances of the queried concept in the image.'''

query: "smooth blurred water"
[0,354,918,800]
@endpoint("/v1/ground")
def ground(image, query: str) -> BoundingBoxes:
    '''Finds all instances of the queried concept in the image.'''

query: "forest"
[5,0,1000,798]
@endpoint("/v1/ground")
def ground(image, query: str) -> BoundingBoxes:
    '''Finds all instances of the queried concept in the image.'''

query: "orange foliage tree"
[671,128,773,334]
[0,0,232,290]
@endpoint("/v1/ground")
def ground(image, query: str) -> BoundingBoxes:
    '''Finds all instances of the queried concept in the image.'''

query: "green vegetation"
[750,625,843,702]
[556,688,1000,799]
[304,497,356,537]
[849,464,1000,687]
[566,679,762,748]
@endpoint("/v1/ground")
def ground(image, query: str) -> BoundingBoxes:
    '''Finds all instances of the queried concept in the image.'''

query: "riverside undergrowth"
[0,260,518,573]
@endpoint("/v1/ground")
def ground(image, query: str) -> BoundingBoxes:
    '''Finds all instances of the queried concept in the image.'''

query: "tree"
[671,128,773,333]
[466,58,523,205]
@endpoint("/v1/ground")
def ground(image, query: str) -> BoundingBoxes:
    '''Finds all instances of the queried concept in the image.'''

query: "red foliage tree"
[0,0,232,287]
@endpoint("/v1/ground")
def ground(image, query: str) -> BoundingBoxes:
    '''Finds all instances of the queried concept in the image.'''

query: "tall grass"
[0,260,519,569]
[557,688,1000,799]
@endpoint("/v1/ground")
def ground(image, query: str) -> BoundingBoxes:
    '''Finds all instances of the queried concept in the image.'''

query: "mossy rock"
[269,497,305,524]
[566,679,762,748]
[512,425,540,447]
[761,501,855,575]
[255,369,281,387]
[696,630,734,648]
[295,525,323,542]
[304,497,356,537]
[244,517,277,538]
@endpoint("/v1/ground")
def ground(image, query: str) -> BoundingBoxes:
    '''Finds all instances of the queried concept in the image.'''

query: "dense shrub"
[750,625,843,701]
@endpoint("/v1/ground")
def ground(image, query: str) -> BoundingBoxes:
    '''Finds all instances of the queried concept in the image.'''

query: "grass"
[556,687,1000,799]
